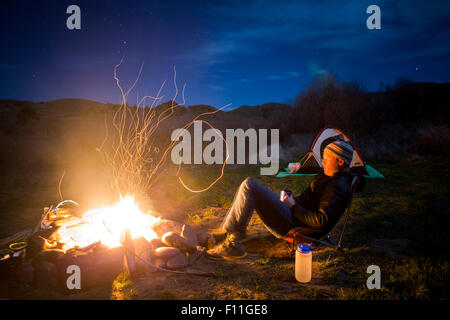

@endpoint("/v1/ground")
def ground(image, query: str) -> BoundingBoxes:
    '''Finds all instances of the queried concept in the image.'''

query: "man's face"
[322,149,344,176]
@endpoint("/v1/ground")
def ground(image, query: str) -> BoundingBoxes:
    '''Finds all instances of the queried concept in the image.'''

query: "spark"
[100,58,231,202]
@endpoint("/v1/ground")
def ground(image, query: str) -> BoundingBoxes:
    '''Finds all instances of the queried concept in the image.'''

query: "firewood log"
[52,216,82,228]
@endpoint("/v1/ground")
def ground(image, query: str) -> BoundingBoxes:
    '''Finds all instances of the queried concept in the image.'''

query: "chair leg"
[326,235,336,245]
[325,234,343,250]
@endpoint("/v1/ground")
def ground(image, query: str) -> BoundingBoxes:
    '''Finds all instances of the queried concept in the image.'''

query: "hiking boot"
[205,234,247,260]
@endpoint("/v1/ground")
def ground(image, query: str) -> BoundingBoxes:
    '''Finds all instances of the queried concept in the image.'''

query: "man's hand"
[282,194,296,208]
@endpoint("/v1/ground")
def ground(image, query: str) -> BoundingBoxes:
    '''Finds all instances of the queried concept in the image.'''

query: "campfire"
[0,198,216,292]
[0,63,223,292]
[51,196,160,251]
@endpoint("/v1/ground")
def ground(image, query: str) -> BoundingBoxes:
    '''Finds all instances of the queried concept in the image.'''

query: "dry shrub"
[296,75,363,131]
[354,123,450,162]
[274,73,367,142]
[415,124,450,154]
[355,124,413,161]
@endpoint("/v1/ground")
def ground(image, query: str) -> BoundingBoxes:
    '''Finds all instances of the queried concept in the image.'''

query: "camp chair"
[284,175,360,251]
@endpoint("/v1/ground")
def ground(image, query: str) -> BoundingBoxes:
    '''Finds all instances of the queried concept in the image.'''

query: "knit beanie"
[324,140,354,165]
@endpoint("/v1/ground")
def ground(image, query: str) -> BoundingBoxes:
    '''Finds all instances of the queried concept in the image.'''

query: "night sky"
[1,0,450,109]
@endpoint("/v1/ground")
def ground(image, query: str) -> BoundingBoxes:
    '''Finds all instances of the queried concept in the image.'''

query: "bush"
[296,74,365,132]
[274,73,368,141]
[272,76,450,161]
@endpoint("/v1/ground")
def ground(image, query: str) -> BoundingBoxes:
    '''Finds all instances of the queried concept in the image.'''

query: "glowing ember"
[56,196,160,251]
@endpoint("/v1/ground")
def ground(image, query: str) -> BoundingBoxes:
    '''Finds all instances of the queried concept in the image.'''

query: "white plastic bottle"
[295,244,312,283]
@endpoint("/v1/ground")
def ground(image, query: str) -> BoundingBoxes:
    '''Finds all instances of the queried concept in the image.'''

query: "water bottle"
[295,244,312,283]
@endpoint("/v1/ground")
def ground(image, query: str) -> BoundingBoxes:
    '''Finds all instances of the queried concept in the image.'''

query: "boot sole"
[205,252,248,261]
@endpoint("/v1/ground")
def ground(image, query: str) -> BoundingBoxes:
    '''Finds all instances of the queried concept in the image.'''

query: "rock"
[166,253,188,269]
[153,257,166,269]
[162,232,196,254]
[133,237,153,274]
[56,246,124,290]
[15,259,34,286]
[34,261,58,290]
[0,255,18,282]
[154,246,181,260]
[197,232,216,249]
[181,224,198,247]
[149,238,164,250]
[152,219,183,238]
[31,249,65,267]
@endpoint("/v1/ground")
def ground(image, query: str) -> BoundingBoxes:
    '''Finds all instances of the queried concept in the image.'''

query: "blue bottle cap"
[297,244,311,253]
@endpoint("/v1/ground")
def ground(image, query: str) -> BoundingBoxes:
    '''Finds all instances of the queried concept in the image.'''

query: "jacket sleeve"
[291,179,350,228]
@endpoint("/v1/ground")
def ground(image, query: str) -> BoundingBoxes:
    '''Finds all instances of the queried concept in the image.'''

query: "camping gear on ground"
[276,126,384,179]
[288,162,298,172]
[295,244,312,283]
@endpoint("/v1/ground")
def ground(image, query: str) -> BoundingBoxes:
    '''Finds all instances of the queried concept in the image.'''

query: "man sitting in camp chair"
[206,140,355,260]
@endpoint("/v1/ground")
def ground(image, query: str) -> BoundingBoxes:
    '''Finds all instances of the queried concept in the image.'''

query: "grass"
[111,272,136,300]
[339,258,450,300]
[253,256,271,265]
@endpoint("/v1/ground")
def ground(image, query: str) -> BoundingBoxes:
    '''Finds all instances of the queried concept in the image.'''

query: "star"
[415,67,419,71]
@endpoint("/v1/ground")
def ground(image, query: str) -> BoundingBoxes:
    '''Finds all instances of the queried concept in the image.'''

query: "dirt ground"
[106,211,371,300]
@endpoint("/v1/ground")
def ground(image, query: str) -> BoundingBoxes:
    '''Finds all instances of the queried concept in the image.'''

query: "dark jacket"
[290,171,353,237]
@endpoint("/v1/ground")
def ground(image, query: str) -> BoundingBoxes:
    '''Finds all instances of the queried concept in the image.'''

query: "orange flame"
[57,196,160,251]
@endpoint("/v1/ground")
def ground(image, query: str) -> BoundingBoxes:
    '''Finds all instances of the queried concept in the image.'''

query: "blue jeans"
[221,177,298,240]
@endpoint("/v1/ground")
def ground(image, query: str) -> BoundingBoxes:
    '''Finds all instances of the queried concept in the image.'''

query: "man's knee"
[241,177,254,190]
